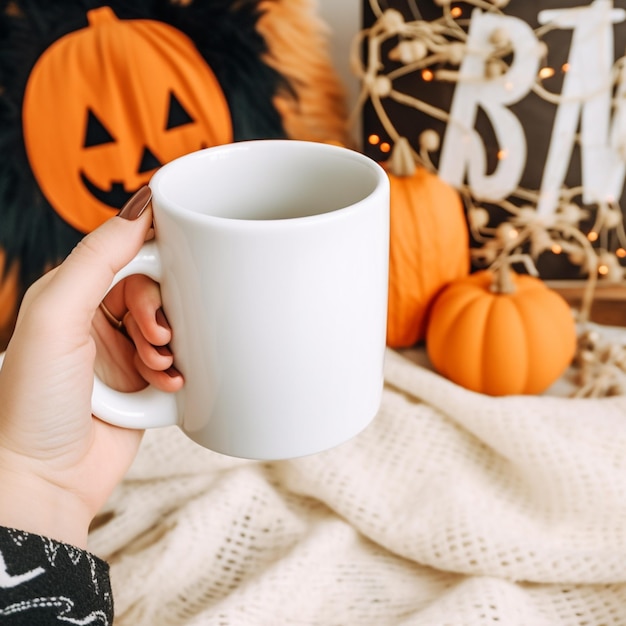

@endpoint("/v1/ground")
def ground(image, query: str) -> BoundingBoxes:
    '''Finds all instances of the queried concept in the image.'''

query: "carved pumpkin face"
[22,6,232,233]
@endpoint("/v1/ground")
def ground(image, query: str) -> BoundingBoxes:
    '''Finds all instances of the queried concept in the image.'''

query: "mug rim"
[148,139,388,227]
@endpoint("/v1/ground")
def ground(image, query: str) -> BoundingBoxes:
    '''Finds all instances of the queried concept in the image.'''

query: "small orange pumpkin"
[425,268,577,396]
[385,138,470,347]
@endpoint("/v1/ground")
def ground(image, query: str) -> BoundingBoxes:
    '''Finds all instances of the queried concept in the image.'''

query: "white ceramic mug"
[92,140,389,460]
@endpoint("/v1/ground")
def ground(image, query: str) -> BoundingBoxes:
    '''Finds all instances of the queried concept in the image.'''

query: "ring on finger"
[99,300,126,331]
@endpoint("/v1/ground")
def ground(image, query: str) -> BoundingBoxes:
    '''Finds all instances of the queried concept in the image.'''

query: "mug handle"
[0,241,179,430]
[92,241,179,430]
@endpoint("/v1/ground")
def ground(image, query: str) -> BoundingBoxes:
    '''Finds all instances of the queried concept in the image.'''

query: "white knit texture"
[89,348,626,625]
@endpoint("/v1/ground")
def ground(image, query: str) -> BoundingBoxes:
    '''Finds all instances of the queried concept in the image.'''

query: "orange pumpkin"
[22,6,232,234]
[385,138,470,347]
[425,269,577,396]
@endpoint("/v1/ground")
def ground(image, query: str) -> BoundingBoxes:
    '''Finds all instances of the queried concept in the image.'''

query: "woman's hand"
[0,186,183,548]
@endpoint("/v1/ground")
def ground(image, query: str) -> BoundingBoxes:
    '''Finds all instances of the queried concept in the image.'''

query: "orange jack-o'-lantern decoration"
[22,6,232,233]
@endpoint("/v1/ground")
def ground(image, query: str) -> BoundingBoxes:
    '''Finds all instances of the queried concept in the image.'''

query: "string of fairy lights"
[352,0,626,396]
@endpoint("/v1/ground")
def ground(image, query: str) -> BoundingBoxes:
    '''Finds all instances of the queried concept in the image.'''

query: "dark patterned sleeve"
[0,526,113,625]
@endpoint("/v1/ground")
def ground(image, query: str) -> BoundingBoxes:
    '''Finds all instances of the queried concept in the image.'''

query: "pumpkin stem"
[87,6,118,26]
[491,264,515,294]
[490,253,537,294]
[389,137,416,177]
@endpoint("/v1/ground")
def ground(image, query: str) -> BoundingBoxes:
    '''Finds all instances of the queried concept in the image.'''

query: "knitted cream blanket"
[89,348,626,625]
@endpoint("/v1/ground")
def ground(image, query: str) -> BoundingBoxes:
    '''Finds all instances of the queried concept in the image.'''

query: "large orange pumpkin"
[22,6,233,234]
[425,268,577,396]
[385,137,470,347]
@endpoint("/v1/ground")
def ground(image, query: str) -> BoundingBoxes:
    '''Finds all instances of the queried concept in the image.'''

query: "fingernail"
[117,185,152,220]
[166,366,182,379]
[156,308,170,330]
[156,345,173,358]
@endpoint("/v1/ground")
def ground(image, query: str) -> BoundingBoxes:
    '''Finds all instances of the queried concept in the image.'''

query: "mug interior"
[151,141,383,221]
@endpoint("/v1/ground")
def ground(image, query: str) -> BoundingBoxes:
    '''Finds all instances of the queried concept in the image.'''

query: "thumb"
[45,186,153,324]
